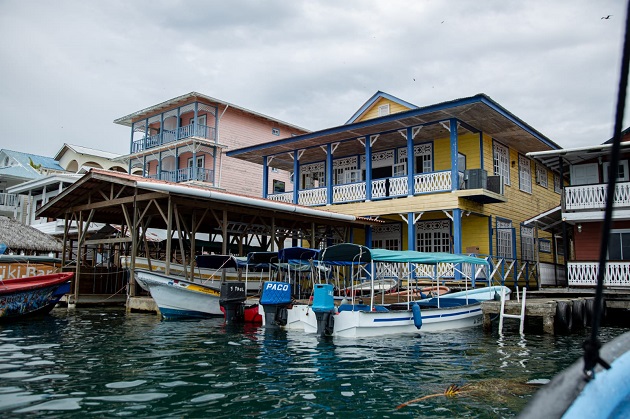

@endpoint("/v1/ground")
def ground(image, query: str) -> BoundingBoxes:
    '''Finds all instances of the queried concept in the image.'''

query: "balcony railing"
[0,193,20,208]
[568,261,630,287]
[267,170,455,206]
[564,181,630,211]
[147,168,214,184]
[131,124,216,153]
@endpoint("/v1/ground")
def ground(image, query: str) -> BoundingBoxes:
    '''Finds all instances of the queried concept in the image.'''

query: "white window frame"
[536,163,548,188]
[416,220,451,253]
[519,155,532,193]
[372,224,401,251]
[603,160,629,183]
[493,142,510,185]
[521,225,535,262]
[608,229,630,260]
[497,220,513,260]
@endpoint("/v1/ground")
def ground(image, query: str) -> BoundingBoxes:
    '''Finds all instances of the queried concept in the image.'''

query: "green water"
[0,308,625,418]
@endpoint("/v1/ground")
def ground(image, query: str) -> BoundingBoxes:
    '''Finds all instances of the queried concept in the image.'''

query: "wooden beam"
[84,237,133,245]
[68,192,166,212]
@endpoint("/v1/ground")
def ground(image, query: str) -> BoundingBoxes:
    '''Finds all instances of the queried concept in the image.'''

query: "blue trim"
[160,308,217,319]
[406,128,414,196]
[326,144,333,205]
[293,150,299,204]
[371,307,482,322]
[227,94,561,158]
[365,137,372,201]
[407,212,415,251]
[345,91,419,124]
[450,118,459,191]
[488,216,493,256]
[479,132,484,171]
[262,156,269,198]
[365,225,372,247]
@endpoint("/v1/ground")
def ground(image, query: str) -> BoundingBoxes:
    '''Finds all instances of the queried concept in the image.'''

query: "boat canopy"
[319,243,489,266]
[277,247,320,263]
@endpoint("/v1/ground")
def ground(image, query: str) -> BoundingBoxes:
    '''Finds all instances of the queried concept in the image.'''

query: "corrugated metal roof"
[3,150,64,172]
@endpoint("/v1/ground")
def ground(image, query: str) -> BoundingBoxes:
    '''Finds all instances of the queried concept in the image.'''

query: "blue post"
[326,143,333,205]
[453,208,462,280]
[128,122,134,173]
[160,112,164,146]
[263,156,269,198]
[365,137,372,201]
[407,212,415,251]
[407,128,414,196]
[365,225,372,247]
[450,118,459,191]
[293,150,299,205]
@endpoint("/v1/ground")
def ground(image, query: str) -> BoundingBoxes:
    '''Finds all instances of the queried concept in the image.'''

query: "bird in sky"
[602,15,612,19]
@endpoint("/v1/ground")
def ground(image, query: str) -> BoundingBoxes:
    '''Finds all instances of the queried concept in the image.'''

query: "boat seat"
[338,304,389,312]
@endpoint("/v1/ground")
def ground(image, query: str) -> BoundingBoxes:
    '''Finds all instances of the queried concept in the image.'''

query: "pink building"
[114,92,309,197]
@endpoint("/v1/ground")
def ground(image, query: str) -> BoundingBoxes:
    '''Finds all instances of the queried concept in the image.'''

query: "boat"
[134,269,223,319]
[0,272,73,320]
[386,285,451,298]
[260,243,494,337]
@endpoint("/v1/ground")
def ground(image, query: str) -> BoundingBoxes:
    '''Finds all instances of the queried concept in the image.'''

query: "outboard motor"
[312,284,335,337]
[220,282,247,324]
[260,281,292,327]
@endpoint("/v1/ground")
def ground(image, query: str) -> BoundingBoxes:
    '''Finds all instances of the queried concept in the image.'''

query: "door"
[570,163,599,185]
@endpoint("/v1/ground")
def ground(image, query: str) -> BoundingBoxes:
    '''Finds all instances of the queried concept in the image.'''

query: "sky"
[0,0,627,158]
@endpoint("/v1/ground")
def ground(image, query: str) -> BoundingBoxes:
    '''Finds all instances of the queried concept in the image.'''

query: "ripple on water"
[105,380,147,389]
[14,397,83,413]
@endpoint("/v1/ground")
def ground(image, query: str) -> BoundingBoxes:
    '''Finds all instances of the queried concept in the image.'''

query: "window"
[496,220,513,259]
[521,225,535,261]
[608,229,630,260]
[372,224,401,251]
[554,173,562,194]
[493,142,510,185]
[273,180,285,193]
[603,160,629,183]
[301,162,325,189]
[272,128,280,136]
[416,220,451,253]
[536,163,548,188]
[519,155,532,193]
[378,104,390,117]
[539,239,551,253]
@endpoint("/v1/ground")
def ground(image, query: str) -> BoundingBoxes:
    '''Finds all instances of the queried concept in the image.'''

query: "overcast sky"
[0,0,626,157]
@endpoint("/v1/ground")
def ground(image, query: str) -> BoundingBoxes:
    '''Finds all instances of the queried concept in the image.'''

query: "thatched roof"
[0,217,63,253]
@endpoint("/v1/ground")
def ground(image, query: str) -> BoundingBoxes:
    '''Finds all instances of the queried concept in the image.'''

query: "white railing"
[568,261,630,287]
[371,179,387,199]
[0,193,20,208]
[389,176,409,196]
[333,182,366,203]
[298,188,327,206]
[268,192,294,203]
[565,182,630,211]
[414,170,452,193]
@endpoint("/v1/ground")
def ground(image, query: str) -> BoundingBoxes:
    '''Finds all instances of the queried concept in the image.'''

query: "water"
[0,308,626,418]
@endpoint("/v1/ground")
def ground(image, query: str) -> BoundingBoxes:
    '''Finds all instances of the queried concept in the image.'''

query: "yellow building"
[228,92,564,287]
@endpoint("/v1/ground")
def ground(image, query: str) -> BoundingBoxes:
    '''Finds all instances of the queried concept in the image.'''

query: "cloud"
[0,0,626,158]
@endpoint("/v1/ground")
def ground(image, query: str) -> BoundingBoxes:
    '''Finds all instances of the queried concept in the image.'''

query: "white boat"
[260,244,494,337]
[134,269,222,319]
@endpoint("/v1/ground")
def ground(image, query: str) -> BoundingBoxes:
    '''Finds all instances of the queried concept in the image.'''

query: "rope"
[582,0,630,379]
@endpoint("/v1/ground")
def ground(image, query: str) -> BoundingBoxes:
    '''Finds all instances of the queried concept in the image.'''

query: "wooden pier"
[482,288,630,335]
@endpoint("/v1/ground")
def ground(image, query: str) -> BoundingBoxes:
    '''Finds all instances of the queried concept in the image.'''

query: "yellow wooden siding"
[457,133,482,169]
[355,97,413,122]
[433,137,451,171]
[462,215,490,255]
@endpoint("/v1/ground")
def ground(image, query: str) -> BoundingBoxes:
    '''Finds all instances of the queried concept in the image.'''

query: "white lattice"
[268,192,293,203]
[389,177,408,196]
[565,182,630,210]
[568,262,630,287]
[333,182,366,203]
[372,179,387,198]
[413,170,451,193]
[298,188,327,206]
[414,263,455,278]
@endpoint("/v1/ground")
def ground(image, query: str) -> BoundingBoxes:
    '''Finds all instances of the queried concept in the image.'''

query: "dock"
[482,288,630,334]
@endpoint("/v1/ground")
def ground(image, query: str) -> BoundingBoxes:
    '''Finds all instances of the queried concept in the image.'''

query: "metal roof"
[227,93,561,171]
[527,141,630,173]
[113,91,310,133]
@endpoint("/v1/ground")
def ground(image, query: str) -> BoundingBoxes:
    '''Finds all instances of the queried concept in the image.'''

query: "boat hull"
[134,269,222,319]
[0,273,72,321]
[267,301,483,337]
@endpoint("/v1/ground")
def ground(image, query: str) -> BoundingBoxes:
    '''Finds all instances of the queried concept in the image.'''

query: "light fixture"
[577,224,582,233]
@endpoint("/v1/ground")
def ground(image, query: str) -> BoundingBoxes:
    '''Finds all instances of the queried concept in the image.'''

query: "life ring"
[555,300,573,334]
[421,285,451,297]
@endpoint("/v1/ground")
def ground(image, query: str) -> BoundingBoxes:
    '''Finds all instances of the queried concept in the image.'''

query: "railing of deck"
[0,193,20,208]
[568,261,630,287]
[298,188,327,206]
[564,182,630,211]
[131,124,216,153]
[147,168,214,183]
[414,170,452,194]
[333,182,366,203]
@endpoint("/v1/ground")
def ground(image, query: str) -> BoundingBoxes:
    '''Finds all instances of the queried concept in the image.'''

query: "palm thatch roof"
[0,216,63,253]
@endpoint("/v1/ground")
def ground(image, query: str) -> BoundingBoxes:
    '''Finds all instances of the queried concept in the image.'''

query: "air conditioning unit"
[465,169,487,189]
[487,175,504,195]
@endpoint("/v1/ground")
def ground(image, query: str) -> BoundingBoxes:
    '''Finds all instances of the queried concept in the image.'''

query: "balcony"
[0,192,20,216]
[147,168,214,184]
[568,261,630,288]
[131,124,216,153]
[268,170,506,206]
[564,182,630,211]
